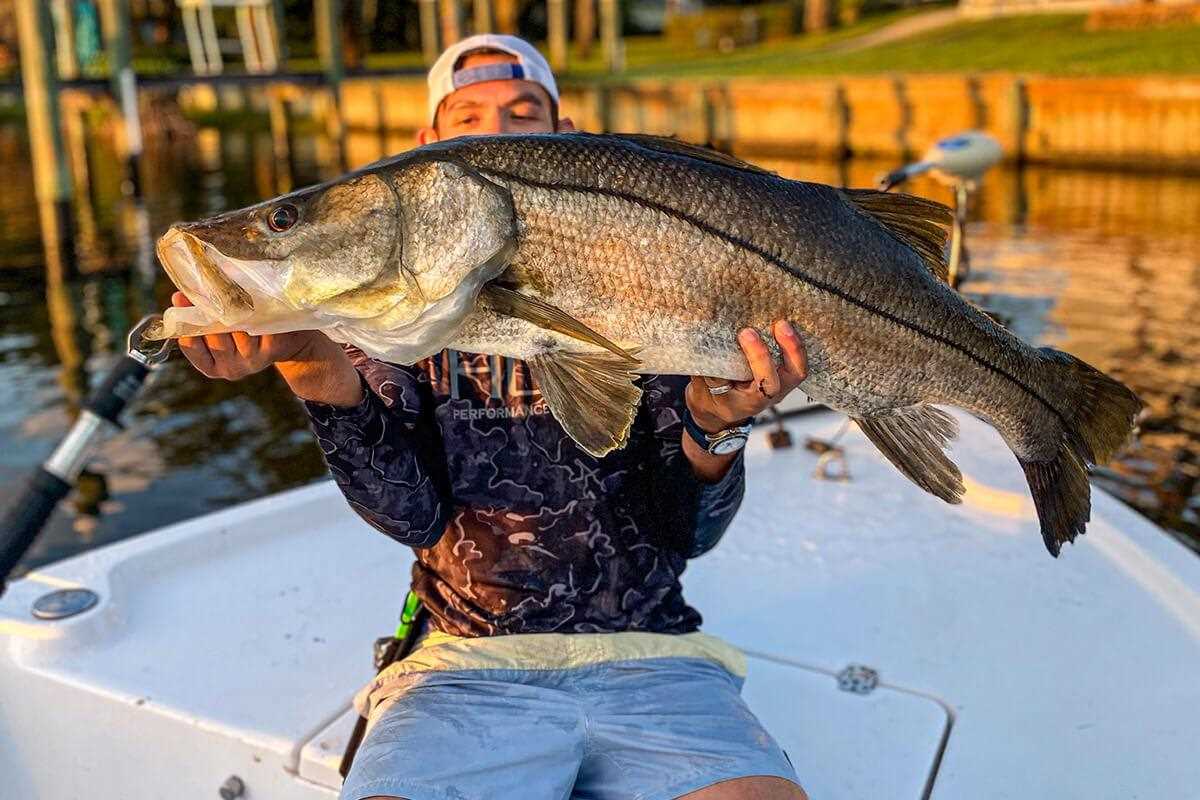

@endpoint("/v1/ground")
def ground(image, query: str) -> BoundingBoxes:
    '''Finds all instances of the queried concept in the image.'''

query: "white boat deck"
[2,408,1199,799]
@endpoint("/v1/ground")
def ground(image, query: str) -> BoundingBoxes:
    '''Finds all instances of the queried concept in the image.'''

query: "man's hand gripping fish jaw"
[150,172,405,341]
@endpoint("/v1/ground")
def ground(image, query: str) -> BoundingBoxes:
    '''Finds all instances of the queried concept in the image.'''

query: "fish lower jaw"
[157,228,263,320]
[153,303,253,339]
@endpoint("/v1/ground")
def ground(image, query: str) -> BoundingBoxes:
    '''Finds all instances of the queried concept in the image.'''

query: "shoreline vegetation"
[178,10,1200,78]
[2,10,1199,84]
[572,12,1200,79]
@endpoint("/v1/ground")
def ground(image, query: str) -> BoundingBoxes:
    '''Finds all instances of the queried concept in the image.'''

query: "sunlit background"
[1,0,1197,573]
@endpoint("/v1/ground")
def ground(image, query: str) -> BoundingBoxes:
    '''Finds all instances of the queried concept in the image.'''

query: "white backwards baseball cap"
[426,34,560,125]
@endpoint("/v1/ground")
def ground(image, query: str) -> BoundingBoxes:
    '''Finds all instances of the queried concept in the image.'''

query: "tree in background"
[575,0,595,58]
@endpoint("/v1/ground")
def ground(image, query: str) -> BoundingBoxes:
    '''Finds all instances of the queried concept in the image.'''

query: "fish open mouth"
[149,227,259,339]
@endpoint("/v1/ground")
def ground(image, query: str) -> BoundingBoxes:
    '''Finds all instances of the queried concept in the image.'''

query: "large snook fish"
[150,132,1142,556]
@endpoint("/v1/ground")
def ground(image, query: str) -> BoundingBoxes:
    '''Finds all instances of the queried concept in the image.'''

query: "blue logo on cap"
[452,63,526,89]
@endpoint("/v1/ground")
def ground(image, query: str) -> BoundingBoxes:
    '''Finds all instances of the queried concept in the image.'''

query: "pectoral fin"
[855,405,965,504]
[529,350,642,458]
[476,285,642,456]
[479,284,638,363]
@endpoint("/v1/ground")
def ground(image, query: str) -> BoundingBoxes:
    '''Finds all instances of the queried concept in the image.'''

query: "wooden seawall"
[329,73,1200,171]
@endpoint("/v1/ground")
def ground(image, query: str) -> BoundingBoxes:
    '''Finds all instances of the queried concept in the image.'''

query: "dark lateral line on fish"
[485,169,1069,428]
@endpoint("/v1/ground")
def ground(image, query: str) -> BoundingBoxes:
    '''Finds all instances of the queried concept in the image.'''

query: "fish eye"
[267,203,299,232]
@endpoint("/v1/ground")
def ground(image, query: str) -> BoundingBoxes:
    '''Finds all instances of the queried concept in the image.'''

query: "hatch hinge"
[837,664,880,694]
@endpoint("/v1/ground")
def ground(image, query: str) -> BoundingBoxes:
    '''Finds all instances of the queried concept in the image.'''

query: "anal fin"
[855,405,965,504]
[529,350,643,458]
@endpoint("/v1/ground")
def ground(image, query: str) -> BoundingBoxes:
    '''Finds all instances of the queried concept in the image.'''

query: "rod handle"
[0,468,72,588]
[85,356,150,425]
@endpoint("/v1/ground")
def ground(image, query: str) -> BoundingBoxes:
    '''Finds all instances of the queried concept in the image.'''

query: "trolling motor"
[0,315,172,594]
[878,131,1003,288]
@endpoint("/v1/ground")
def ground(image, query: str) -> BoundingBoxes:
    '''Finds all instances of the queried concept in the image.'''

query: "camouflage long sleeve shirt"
[305,346,746,638]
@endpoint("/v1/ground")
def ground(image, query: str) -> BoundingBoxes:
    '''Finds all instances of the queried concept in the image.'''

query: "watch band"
[682,408,753,455]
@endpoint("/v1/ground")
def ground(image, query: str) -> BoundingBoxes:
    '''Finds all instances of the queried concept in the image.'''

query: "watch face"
[710,433,748,455]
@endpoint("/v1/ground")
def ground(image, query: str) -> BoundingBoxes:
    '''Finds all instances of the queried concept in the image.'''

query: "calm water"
[1,114,1197,576]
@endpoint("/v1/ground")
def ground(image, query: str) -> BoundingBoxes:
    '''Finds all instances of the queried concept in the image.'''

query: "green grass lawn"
[555,8,938,79]
[603,13,1200,79]
[3,9,1195,84]
[344,7,928,77]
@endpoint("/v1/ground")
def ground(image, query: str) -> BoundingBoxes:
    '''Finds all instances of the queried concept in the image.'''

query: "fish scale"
[459,139,1049,424]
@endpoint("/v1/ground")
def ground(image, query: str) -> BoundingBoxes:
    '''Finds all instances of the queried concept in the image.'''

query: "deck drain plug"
[31,589,99,620]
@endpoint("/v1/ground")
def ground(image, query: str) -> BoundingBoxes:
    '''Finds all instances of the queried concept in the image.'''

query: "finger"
[692,376,732,414]
[178,336,216,375]
[230,331,259,360]
[736,328,780,398]
[203,334,244,379]
[774,320,808,384]
[171,291,193,308]
[204,333,237,358]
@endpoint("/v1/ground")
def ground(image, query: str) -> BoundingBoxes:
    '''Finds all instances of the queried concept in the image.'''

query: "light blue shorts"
[341,631,799,800]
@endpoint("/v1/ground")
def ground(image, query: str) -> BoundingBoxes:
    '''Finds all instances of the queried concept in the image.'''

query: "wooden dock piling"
[315,0,347,169]
[548,0,569,72]
[270,0,289,66]
[418,0,440,64]
[574,0,595,59]
[97,0,143,198]
[50,0,79,80]
[15,0,72,206]
[268,90,294,194]
[14,0,77,278]
[599,0,622,73]
[315,0,345,88]
[439,0,463,45]
[472,0,493,34]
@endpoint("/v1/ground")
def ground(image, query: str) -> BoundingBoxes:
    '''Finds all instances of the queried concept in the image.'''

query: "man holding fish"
[172,35,812,800]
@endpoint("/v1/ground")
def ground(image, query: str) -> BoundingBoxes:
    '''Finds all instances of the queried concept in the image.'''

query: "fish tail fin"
[1018,445,1092,558]
[1019,349,1143,556]
[1042,348,1143,466]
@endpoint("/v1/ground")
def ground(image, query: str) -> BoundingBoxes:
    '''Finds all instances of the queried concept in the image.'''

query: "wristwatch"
[682,408,753,455]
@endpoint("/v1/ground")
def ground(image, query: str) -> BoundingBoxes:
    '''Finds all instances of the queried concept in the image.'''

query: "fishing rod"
[0,315,171,595]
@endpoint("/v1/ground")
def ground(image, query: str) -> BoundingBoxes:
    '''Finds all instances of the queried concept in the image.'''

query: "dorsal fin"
[606,133,777,177]
[840,188,954,284]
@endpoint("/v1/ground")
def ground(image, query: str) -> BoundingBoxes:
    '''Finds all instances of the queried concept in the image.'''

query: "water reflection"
[754,154,1200,546]
[0,113,1196,578]
[0,115,335,573]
